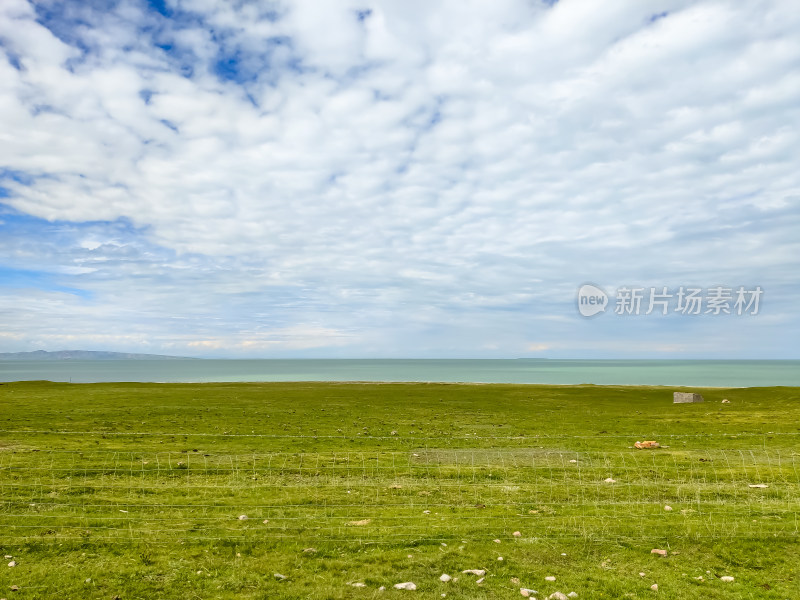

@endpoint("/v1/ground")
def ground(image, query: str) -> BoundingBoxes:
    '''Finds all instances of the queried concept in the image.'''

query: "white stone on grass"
[394,582,417,590]
[439,574,452,582]
[720,576,734,582]
[544,576,556,582]
[462,569,486,576]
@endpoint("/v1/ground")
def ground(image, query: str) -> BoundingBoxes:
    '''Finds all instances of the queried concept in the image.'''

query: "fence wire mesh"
[2,445,798,545]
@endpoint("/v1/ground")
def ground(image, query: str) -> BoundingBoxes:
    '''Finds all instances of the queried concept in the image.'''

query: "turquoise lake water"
[1,359,798,387]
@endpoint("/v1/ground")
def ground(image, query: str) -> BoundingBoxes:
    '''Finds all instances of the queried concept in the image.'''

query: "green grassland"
[1,381,798,599]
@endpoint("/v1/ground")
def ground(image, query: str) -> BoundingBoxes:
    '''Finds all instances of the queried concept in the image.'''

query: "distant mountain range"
[0,350,196,361]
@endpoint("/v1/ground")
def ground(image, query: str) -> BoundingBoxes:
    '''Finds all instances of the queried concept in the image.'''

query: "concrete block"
[673,392,704,403]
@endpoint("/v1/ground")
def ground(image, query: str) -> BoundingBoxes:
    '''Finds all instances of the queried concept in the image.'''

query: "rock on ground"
[547,593,568,600]
[520,589,537,597]
[544,576,556,582]
[439,574,452,582]
[394,582,417,590]
[720,576,734,582]
[274,573,287,580]
[651,584,658,591]
[513,531,522,537]
[650,549,667,557]
[462,570,486,576]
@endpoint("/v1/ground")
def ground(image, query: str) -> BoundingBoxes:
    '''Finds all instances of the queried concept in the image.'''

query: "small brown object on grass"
[634,441,660,449]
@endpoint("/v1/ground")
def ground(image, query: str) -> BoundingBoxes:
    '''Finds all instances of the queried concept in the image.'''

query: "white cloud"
[0,0,798,357]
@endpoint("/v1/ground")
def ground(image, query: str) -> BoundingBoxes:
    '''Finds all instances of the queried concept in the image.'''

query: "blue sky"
[0,0,798,358]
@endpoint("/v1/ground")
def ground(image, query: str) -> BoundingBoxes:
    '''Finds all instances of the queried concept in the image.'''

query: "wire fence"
[1,445,798,545]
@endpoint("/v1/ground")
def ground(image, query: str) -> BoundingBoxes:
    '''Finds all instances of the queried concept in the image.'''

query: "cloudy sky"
[0,0,798,359]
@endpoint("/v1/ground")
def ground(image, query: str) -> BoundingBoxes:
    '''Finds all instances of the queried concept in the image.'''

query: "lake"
[1,359,798,387]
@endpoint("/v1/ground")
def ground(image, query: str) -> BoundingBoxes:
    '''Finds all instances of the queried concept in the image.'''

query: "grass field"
[1,381,798,599]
